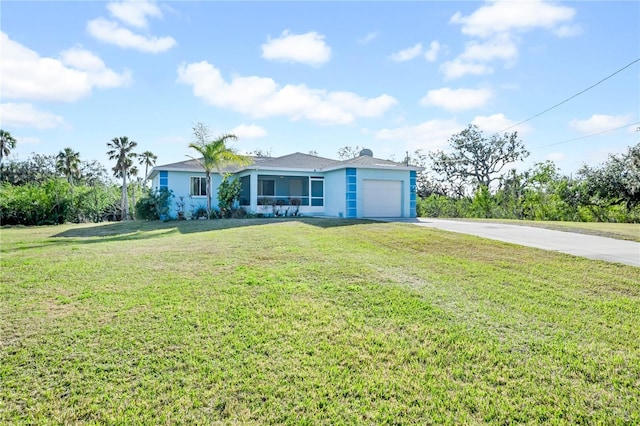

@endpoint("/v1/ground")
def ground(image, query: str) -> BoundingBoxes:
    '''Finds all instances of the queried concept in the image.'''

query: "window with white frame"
[190,176,207,196]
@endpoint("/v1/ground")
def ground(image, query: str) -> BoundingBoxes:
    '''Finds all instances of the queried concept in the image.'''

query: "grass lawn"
[1,218,639,424]
[455,218,640,242]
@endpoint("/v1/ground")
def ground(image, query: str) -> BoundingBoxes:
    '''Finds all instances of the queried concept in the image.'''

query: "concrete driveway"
[386,218,640,267]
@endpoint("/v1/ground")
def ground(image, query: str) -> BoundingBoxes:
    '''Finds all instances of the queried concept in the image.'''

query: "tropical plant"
[0,130,17,172]
[138,150,158,185]
[107,136,138,221]
[136,187,173,221]
[217,173,242,218]
[56,147,81,185]
[188,123,250,218]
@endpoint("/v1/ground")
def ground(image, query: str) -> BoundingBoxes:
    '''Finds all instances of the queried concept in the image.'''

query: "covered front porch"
[238,172,325,216]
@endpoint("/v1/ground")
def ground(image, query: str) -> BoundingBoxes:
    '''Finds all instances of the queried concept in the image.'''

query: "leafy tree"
[0,153,57,185]
[188,123,250,218]
[79,159,112,186]
[56,147,81,185]
[107,136,138,221]
[138,150,158,184]
[429,125,529,194]
[247,148,272,158]
[0,179,73,225]
[0,130,17,170]
[337,145,361,159]
[217,174,242,218]
[136,187,173,221]
[577,143,640,214]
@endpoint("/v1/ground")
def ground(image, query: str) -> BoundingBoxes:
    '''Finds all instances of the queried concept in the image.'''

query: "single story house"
[147,149,422,219]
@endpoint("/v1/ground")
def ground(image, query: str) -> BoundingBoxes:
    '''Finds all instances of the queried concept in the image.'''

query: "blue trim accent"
[409,170,417,217]
[345,168,357,218]
[159,171,168,190]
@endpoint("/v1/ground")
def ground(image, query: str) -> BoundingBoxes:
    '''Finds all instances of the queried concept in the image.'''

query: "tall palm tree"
[56,147,81,184]
[188,123,250,217]
[1,129,17,172]
[138,150,158,187]
[107,136,138,221]
[128,166,139,220]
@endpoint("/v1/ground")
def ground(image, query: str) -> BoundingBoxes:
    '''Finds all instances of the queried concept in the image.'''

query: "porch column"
[250,172,258,212]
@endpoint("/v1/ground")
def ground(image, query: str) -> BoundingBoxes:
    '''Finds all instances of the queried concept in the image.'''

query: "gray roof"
[148,151,421,179]
[250,152,340,170]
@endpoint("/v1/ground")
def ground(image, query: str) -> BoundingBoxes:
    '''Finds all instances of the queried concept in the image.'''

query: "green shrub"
[136,188,174,221]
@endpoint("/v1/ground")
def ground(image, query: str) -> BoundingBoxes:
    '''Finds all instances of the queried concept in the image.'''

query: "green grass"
[1,218,639,424]
[456,218,640,242]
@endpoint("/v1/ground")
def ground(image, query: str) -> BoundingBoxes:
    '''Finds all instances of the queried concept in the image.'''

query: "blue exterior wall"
[155,171,223,218]
[345,168,357,218]
[159,171,168,190]
[410,170,417,217]
[154,166,418,219]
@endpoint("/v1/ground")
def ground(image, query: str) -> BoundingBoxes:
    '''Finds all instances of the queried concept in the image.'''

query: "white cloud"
[553,24,583,38]
[0,32,131,102]
[87,18,176,53]
[358,32,378,45]
[420,87,493,111]
[261,30,331,66]
[177,61,397,125]
[444,1,579,79]
[441,34,517,79]
[471,113,531,135]
[424,41,441,62]
[569,114,634,134]
[440,59,493,80]
[389,43,423,62]
[230,124,267,139]
[450,0,576,38]
[0,103,65,129]
[375,119,462,152]
[460,33,518,64]
[60,47,132,88]
[107,0,163,29]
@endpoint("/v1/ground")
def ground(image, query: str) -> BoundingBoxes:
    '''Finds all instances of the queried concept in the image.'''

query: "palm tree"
[188,123,250,217]
[138,150,158,187]
[127,166,139,220]
[1,130,17,172]
[56,147,81,184]
[107,136,138,221]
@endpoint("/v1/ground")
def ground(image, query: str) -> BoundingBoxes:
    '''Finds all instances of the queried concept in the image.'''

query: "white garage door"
[362,180,402,217]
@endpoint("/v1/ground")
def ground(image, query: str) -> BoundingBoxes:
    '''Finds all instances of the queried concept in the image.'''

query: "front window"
[311,178,324,206]
[190,176,207,196]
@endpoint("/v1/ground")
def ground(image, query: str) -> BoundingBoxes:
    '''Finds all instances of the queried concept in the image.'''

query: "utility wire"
[499,57,640,133]
[537,121,639,148]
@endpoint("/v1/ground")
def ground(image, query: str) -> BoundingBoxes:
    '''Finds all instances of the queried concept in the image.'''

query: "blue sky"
[1,0,638,177]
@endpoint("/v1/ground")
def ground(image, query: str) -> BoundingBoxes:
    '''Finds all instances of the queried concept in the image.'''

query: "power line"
[499,57,640,133]
[537,121,639,148]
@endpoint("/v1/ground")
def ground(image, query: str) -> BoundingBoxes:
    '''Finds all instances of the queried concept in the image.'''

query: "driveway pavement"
[386,218,640,267]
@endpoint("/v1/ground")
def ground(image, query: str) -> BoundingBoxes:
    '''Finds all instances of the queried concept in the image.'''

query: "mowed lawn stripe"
[1,219,638,424]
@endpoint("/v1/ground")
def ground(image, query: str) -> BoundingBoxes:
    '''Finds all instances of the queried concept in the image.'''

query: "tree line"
[408,125,640,223]
[0,131,158,225]
[2,124,638,225]
[0,123,249,225]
